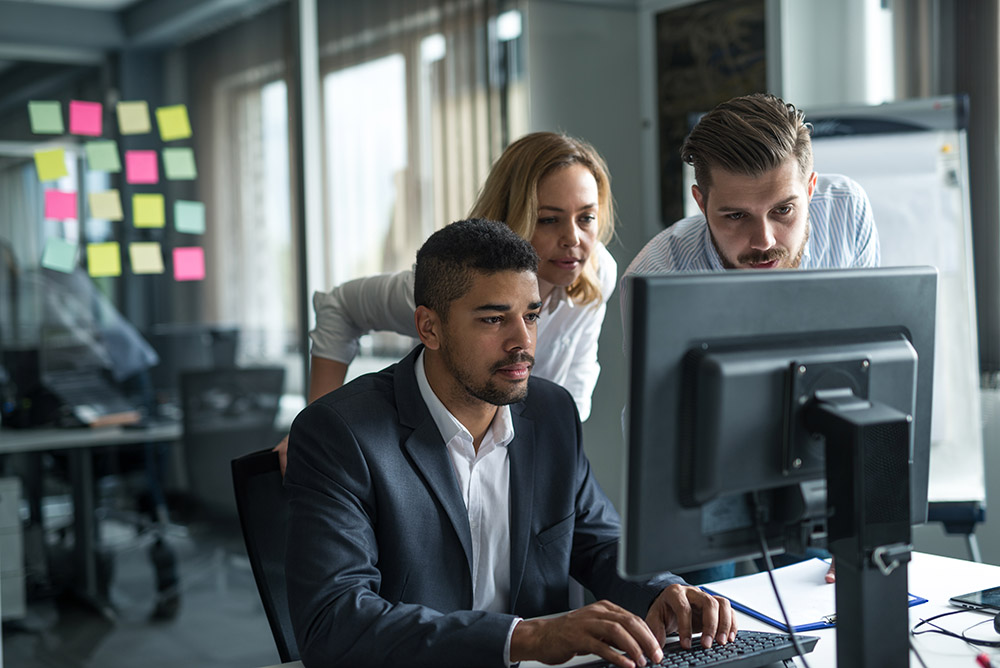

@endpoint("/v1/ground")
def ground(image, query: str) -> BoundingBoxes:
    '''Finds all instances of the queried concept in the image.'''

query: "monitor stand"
[808,389,913,668]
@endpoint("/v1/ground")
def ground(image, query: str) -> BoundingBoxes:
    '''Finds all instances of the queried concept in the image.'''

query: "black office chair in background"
[231,448,299,663]
[180,366,285,517]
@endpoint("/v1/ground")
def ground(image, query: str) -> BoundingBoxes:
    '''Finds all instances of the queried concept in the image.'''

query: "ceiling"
[3,0,141,10]
[0,0,284,63]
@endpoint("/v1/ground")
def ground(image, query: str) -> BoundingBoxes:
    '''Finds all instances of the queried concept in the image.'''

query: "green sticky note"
[155,104,192,141]
[86,242,121,277]
[117,101,151,135]
[84,140,122,172]
[174,199,205,234]
[41,238,78,273]
[128,242,164,275]
[132,193,165,228]
[29,101,64,134]
[34,148,68,182]
[89,190,123,221]
[163,147,197,180]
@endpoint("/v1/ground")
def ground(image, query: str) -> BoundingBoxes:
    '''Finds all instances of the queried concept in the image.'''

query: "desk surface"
[0,421,183,454]
[256,552,1000,668]
[0,393,304,454]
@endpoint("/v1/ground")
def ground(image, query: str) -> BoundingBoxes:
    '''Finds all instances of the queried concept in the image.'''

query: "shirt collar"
[542,284,573,314]
[414,349,514,449]
[701,218,727,271]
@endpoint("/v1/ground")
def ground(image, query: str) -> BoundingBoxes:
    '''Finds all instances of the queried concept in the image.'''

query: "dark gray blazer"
[284,347,682,668]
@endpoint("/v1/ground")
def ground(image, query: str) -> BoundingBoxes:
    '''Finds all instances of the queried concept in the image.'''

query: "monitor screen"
[620,267,937,578]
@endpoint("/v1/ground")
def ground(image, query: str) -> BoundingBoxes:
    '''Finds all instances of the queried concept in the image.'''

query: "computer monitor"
[622,267,936,666]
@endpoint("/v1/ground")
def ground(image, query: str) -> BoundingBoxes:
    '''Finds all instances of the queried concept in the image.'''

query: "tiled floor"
[4,514,280,668]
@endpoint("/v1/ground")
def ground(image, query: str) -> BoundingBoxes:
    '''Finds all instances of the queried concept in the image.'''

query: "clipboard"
[701,558,928,633]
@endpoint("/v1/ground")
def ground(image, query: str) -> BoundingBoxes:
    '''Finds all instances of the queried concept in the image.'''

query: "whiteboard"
[809,98,985,505]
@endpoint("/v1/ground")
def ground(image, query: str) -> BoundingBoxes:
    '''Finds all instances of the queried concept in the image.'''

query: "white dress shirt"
[414,351,520,665]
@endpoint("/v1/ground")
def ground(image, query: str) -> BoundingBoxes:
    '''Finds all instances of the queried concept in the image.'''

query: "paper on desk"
[702,558,926,632]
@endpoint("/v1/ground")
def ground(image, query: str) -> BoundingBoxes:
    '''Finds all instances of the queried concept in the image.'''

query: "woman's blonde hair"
[467,131,615,307]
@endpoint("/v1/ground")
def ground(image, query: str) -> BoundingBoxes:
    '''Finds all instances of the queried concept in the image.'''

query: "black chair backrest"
[231,448,299,663]
[183,366,285,517]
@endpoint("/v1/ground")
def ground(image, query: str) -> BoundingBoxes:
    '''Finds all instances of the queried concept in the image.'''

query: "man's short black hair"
[414,218,539,318]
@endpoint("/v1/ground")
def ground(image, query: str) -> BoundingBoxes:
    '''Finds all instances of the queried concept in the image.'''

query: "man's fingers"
[825,560,836,584]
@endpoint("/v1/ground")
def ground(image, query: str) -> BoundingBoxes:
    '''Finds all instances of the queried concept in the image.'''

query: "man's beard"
[713,220,810,269]
[440,344,534,406]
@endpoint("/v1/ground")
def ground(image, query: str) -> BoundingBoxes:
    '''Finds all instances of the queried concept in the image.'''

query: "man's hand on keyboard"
[509,600,664,668]
[645,584,737,651]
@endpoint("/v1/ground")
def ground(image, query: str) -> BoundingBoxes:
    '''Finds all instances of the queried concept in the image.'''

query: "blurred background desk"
[0,421,182,616]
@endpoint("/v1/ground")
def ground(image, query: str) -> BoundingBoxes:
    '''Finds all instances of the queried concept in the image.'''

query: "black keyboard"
[585,630,819,668]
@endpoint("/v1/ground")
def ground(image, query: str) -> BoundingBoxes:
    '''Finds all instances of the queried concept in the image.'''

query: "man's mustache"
[491,352,535,373]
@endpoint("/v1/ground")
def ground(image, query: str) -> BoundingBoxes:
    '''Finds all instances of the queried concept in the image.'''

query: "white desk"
[257,552,1000,668]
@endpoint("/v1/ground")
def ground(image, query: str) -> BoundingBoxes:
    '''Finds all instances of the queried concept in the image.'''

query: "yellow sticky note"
[132,193,165,228]
[128,242,164,275]
[89,190,123,221]
[86,242,121,277]
[117,101,151,135]
[155,104,192,141]
[34,148,68,182]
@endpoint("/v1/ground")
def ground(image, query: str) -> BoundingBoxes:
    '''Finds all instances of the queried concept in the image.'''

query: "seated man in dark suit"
[285,218,735,668]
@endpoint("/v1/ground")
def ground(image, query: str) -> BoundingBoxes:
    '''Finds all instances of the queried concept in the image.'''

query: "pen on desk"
[976,652,998,668]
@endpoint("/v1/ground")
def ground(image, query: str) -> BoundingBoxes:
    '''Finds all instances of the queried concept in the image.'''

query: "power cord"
[750,493,814,668]
[912,609,1000,648]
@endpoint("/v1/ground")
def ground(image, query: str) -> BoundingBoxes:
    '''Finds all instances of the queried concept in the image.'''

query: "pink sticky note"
[44,190,78,219]
[125,150,159,184]
[69,100,103,136]
[173,246,205,281]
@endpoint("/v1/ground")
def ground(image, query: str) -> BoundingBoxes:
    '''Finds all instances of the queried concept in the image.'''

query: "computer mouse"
[994,610,1000,634]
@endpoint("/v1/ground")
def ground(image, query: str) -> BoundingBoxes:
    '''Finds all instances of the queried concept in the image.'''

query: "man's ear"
[806,171,818,200]
[692,184,707,215]
[414,305,443,350]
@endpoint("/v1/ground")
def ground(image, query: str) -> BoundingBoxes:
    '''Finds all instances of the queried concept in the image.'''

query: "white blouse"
[309,243,617,421]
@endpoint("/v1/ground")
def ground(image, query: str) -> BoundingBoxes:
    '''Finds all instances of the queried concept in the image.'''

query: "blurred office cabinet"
[180,367,284,517]
[0,477,25,620]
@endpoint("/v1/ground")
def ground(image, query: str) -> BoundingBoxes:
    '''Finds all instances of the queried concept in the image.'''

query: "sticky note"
[125,150,158,184]
[88,190,123,221]
[44,190,77,219]
[41,238,78,273]
[86,242,121,277]
[128,242,164,275]
[34,148,68,181]
[173,246,205,281]
[163,147,197,180]
[132,193,165,228]
[155,104,192,141]
[116,100,151,135]
[84,140,121,172]
[174,200,206,234]
[69,100,102,136]
[28,101,64,134]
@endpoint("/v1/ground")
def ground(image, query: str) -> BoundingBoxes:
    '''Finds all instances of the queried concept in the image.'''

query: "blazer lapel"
[403,424,474,577]
[507,406,535,612]
[395,348,474,579]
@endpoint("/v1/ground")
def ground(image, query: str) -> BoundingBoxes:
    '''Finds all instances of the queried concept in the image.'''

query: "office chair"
[231,448,299,662]
[180,366,285,517]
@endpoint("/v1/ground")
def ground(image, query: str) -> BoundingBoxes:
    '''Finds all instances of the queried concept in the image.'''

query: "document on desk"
[702,558,927,632]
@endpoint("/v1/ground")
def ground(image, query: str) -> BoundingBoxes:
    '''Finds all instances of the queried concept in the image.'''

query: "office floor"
[3,511,279,668]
